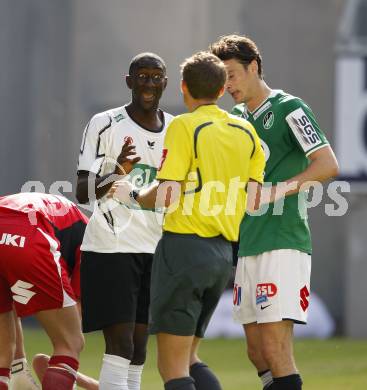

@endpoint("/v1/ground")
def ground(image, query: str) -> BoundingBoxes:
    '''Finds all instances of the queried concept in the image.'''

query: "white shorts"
[233,249,311,324]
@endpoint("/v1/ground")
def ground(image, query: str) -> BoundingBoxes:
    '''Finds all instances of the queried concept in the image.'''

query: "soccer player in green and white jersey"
[211,35,339,390]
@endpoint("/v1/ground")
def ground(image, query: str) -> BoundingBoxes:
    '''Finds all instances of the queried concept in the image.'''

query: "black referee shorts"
[81,251,152,333]
[150,232,232,337]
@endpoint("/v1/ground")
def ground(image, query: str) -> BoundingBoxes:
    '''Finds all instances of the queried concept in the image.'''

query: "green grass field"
[23,328,367,389]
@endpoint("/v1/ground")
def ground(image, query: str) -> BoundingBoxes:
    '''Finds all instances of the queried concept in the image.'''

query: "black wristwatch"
[129,189,140,202]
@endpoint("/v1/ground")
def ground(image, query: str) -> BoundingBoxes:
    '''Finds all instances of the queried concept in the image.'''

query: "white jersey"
[77,105,174,253]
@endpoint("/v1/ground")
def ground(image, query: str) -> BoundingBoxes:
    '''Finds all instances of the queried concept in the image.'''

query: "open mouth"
[142,92,155,102]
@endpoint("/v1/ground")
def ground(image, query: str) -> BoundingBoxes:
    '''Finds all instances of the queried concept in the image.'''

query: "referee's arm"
[137,180,181,209]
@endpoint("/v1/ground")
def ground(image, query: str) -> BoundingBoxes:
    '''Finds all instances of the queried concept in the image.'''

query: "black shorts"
[150,232,232,338]
[81,251,152,333]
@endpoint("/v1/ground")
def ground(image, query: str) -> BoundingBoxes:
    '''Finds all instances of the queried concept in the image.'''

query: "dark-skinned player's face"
[126,59,167,111]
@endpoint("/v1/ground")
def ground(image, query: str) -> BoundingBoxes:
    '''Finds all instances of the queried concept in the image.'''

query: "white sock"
[0,376,9,385]
[11,357,27,373]
[127,364,144,390]
[99,354,130,390]
[10,358,40,389]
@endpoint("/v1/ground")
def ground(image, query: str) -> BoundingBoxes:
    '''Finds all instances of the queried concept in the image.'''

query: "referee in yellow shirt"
[110,51,265,390]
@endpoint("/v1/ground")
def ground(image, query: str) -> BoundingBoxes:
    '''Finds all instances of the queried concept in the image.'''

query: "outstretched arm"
[108,180,181,209]
[76,141,141,204]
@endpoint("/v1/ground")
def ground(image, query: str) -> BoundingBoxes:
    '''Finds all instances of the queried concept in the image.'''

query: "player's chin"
[140,98,159,111]
[231,92,243,104]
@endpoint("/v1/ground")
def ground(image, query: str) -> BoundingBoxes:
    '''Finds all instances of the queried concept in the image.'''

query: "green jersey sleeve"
[285,99,329,157]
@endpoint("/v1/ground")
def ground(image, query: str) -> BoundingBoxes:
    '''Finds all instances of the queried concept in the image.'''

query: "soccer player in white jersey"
[211,36,339,390]
[76,53,173,390]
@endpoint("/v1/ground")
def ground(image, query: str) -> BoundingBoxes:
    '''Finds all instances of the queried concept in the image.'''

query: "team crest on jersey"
[263,111,274,129]
[124,136,134,145]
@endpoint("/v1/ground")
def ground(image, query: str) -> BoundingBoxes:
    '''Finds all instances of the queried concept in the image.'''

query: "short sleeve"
[156,117,192,181]
[248,124,265,183]
[77,113,112,175]
[285,100,329,157]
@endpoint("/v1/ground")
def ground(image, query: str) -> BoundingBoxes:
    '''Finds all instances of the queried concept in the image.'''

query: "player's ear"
[249,59,258,76]
[126,74,132,90]
[181,79,187,94]
[217,86,225,99]
[162,76,168,91]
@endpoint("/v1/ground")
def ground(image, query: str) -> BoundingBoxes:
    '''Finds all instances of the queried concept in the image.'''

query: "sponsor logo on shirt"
[263,111,274,129]
[286,108,322,153]
[0,233,26,248]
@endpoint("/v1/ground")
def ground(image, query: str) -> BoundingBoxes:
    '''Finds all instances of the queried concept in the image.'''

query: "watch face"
[130,189,139,201]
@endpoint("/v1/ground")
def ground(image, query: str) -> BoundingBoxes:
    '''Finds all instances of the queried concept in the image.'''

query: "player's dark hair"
[181,51,227,100]
[210,35,263,79]
[129,52,166,75]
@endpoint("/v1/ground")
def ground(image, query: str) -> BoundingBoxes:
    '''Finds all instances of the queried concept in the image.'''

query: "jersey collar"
[247,89,283,117]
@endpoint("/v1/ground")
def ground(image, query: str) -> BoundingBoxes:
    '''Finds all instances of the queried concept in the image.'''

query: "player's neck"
[187,99,217,113]
[125,103,163,132]
[246,81,272,113]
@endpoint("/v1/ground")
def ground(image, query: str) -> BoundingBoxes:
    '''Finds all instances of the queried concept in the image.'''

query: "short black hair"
[181,51,226,100]
[129,52,166,75]
[210,35,263,78]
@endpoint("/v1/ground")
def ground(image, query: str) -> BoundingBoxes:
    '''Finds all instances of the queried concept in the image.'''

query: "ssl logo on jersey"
[256,283,277,305]
[286,108,322,153]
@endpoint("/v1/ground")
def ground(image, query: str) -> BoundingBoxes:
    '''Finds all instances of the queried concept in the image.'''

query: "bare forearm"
[76,171,123,204]
[282,152,339,196]
[283,165,334,197]
[135,182,160,209]
[254,147,340,205]
[136,181,181,209]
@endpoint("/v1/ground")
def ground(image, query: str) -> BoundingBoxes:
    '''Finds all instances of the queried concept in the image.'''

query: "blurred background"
[0,0,366,339]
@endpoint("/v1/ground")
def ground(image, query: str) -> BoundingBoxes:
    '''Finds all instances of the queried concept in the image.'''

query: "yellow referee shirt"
[156,104,265,241]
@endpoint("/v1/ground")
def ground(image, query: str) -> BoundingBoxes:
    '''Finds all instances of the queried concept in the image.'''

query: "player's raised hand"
[115,140,141,175]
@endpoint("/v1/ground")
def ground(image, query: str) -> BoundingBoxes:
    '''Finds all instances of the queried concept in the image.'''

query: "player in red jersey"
[0,192,88,390]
